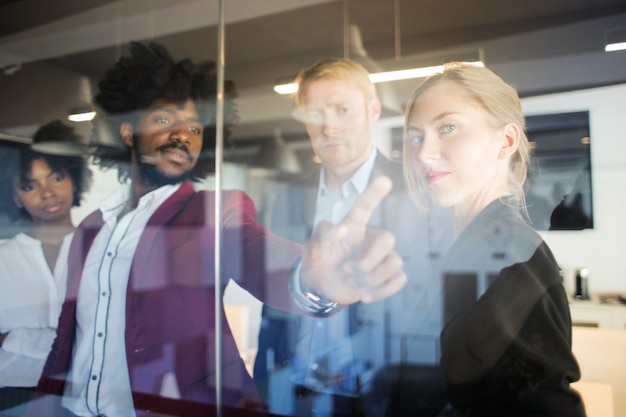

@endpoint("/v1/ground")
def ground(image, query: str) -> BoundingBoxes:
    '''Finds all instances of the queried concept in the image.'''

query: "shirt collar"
[319,148,378,198]
[99,182,183,223]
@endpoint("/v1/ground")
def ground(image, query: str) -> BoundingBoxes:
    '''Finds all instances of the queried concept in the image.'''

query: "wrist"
[289,260,343,316]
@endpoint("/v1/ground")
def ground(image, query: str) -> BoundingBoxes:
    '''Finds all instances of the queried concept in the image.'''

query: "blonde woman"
[403,63,585,416]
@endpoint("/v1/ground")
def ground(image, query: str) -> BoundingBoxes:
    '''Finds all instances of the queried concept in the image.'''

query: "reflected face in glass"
[406,81,507,212]
[13,158,75,226]
[130,98,204,186]
[299,78,378,171]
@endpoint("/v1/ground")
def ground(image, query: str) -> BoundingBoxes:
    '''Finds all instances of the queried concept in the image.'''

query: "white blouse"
[0,232,72,387]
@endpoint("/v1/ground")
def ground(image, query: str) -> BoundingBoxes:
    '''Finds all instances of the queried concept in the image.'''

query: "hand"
[301,176,407,305]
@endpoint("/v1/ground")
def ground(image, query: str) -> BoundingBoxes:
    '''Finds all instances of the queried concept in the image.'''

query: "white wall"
[521,83,626,295]
[376,83,626,295]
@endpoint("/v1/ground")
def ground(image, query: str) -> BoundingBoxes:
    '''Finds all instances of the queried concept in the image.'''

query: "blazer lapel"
[369,152,398,184]
[366,153,397,228]
[303,172,319,235]
[129,181,197,289]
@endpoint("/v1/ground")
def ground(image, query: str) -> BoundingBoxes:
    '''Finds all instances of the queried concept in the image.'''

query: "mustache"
[140,142,192,165]
[159,141,192,158]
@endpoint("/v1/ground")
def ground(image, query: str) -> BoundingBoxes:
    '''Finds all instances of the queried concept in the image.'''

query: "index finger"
[341,176,393,228]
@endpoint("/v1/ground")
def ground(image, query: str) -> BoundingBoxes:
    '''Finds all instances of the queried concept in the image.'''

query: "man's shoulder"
[285,171,319,187]
[372,152,404,185]
[272,172,319,200]
[159,181,250,206]
[189,188,252,204]
[186,188,260,224]
[77,210,105,229]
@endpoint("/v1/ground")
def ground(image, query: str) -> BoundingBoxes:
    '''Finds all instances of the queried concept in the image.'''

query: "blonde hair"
[294,58,377,107]
[403,62,530,213]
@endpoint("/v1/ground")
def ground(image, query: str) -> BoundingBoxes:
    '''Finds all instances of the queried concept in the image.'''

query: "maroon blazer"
[32,181,303,416]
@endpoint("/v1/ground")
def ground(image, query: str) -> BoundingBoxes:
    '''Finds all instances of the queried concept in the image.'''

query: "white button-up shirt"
[313,149,377,229]
[0,232,72,387]
[63,183,180,417]
[295,149,377,396]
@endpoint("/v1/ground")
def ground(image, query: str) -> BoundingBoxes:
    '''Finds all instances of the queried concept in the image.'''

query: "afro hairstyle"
[90,41,238,183]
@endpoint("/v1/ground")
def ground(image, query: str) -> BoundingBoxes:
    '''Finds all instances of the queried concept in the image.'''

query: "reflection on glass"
[525,111,593,231]
[0,1,624,416]
[0,121,92,415]
[252,57,454,417]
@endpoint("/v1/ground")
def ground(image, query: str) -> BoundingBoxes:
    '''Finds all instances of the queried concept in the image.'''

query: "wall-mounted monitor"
[390,110,594,231]
[525,111,593,231]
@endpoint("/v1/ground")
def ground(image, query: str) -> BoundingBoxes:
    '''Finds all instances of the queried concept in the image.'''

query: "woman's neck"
[453,195,505,238]
[27,222,75,245]
[28,224,74,273]
[452,174,511,236]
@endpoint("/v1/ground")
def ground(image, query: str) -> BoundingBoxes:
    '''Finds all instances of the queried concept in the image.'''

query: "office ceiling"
[1,0,625,146]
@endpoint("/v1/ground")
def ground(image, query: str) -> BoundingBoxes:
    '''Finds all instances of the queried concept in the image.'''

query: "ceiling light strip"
[67,111,96,122]
[605,42,626,52]
[273,60,484,94]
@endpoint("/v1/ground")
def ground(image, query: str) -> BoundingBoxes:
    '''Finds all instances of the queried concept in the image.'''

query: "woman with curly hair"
[0,120,92,413]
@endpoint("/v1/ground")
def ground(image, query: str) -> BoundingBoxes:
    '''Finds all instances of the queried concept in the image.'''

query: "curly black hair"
[0,120,93,222]
[90,41,238,183]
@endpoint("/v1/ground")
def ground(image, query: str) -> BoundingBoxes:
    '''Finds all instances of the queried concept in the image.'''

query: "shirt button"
[92,375,98,381]
[316,322,324,328]
[102,292,107,297]
[97,332,103,337]
[107,252,113,257]
[311,363,318,370]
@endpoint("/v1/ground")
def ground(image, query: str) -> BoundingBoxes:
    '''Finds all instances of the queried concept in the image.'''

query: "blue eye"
[441,124,456,133]
[306,111,323,123]
[408,135,424,146]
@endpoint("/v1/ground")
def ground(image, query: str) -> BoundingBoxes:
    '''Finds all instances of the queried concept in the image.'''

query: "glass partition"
[1,1,625,417]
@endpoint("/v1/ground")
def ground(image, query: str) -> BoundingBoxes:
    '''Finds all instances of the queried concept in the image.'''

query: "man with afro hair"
[27,42,406,417]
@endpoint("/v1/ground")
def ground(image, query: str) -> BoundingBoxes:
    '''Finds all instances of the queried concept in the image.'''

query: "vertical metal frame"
[214,0,226,415]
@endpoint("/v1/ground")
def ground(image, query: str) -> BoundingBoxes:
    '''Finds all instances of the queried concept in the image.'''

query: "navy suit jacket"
[254,152,453,408]
[30,181,303,417]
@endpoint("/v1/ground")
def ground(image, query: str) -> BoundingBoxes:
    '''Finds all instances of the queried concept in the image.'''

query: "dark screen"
[525,111,593,231]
